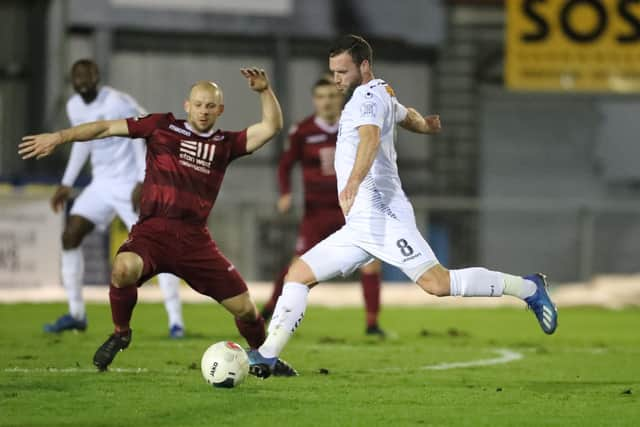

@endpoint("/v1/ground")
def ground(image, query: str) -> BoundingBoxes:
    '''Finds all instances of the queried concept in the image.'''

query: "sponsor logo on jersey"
[178,139,215,175]
[402,252,423,263]
[385,85,396,98]
[305,134,329,144]
[169,124,192,137]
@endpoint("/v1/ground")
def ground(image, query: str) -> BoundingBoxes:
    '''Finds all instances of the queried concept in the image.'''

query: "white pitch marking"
[4,367,148,374]
[421,349,523,371]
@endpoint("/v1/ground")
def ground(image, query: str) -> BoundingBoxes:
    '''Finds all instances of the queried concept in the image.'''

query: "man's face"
[184,86,224,133]
[71,64,99,103]
[312,84,343,121]
[329,52,363,101]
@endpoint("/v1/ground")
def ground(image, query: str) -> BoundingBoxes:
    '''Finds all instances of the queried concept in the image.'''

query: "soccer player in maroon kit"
[19,68,296,375]
[262,77,385,336]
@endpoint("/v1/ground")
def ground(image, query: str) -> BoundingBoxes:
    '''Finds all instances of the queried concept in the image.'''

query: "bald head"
[189,81,224,104]
[184,81,225,133]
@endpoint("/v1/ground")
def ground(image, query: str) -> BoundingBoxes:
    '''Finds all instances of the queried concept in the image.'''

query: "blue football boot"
[43,314,87,333]
[524,273,558,335]
[247,349,298,378]
[169,324,185,339]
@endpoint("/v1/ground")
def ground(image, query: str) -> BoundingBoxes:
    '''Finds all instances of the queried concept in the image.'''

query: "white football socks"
[449,267,505,297]
[61,248,85,320]
[157,273,184,328]
[259,282,309,359]
[503,274,537,299]
[449,268,536,300]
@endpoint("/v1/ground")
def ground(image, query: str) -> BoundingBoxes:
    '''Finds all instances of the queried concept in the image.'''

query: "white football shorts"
[70,179,139,232]
[301,213,439,283]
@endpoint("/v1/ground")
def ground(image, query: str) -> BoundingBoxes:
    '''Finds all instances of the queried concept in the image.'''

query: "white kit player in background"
[247,35,559,378]
[44,59,186,338]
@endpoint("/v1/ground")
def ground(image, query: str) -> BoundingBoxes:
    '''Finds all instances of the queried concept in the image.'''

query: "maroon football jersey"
[278,115,340,211]
[126,113,248,225]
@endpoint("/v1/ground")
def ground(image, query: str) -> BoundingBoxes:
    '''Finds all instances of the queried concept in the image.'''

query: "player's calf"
[416,265,451,297]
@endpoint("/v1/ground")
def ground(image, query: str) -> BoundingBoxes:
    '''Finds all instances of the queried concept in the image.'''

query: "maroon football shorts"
[295,208,345,256]
[117,217,248,302]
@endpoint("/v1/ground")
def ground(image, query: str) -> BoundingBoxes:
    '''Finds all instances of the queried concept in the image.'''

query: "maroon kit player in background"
[19,68,296,375]
[263,76,385,336]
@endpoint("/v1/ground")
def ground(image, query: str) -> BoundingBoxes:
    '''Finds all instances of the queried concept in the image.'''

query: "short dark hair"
[328,34,373,66]
[312,76,334,92]
[71,59,99,74]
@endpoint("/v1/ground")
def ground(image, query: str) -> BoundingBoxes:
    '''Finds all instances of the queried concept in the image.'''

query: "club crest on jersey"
[361,102,377,118]
[179,140,215,175]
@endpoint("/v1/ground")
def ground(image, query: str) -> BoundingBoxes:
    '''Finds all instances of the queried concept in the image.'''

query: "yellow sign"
[506,0,640,92]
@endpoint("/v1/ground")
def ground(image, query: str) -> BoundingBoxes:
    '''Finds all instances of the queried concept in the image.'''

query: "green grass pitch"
[1,302,638,426]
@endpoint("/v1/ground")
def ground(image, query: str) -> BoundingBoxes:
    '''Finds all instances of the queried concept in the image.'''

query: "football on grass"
[200,341,249,388]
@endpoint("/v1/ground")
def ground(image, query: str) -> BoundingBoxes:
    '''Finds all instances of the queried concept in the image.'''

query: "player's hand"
[131,182,143,213]
[51,185,72,213]
[339,181,359,216]
[19,132,62,159]
[241,68,270,92]
[425,115,441,134]
[277,193,292,214]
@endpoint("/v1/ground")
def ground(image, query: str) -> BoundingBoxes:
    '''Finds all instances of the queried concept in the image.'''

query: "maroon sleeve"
[277,127,303,195]
[228,129,249,162]
[126,113,169,139]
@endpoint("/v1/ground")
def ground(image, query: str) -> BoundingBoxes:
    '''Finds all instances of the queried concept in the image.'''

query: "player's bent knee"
[111,253,143,288]
[284,259,317,286]
[417,265,450,297]
[61,229,83,250]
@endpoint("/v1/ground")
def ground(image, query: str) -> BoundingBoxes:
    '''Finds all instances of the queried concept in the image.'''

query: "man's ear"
[217,104,225,116]
[184,100,190,113]
[360,59,371,75]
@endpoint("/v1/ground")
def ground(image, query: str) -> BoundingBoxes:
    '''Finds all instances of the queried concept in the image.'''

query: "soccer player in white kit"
[44,59,185,338]
[248,35,559,378]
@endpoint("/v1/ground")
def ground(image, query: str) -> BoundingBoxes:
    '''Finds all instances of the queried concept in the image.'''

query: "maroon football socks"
[235,314,266,349]
[109,284,137,335]
[361,272,381,328]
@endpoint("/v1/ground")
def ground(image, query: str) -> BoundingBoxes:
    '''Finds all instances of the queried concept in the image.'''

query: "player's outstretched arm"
[242,68,283,153]
[399,108,441,135]
[339,124,381,216]
[19,119,130,160]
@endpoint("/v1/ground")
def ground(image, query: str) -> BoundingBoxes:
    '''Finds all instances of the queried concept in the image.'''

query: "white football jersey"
[62,86,146,186]
[335,78,410,222]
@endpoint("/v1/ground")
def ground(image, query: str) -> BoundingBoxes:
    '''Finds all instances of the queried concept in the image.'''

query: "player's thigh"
[70,181,116,232]
[175,239,249,303]
[62,215,95,249]
[299,226,372,283]
[359,220,439,283]
[220,291,257,320]
[116,223,168,287]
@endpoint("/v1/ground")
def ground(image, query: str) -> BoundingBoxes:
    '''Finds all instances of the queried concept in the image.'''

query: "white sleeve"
[394,99,408,123]
[119,93,147,182]
[352,89,387,129]
[61,143,91,186]
[132,139,147,182]
[119,92,147,117]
